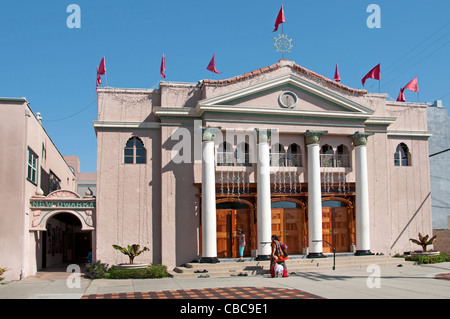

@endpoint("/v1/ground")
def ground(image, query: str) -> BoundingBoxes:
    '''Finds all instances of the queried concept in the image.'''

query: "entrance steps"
[169,255,414,278]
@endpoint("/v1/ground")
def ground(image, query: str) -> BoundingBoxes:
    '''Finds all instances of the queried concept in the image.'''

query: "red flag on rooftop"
[96,67,102,87]
[96,57,106,88]
[361,63,380,86]
[206,54,222,74]
[273,5,285,32]
[403,77,419,92]
[97,57,106,76]
[396,88,405,102]
[160,53,166,78]
[334,64,341,82]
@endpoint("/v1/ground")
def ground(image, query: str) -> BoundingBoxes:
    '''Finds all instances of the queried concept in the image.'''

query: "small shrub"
[84,261,110,279]
[107,264,169,279]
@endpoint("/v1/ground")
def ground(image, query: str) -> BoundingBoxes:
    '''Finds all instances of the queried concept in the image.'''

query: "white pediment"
[197,74,374,120]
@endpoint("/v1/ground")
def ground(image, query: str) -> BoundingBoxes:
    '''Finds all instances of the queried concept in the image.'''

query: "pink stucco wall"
[0,99,77,281]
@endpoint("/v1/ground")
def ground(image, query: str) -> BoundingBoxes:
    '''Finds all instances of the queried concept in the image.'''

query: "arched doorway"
[271,198,306,255]
[215,199,255,258]
[322,197,354,253]
[42,212,92,268]
[30,189,96,269]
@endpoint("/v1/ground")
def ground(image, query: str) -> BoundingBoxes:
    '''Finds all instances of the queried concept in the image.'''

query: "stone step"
[168,256,412,278]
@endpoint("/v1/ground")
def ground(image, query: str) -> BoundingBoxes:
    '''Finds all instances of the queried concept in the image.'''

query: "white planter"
[115,263,149,270]
[411,251,440,257]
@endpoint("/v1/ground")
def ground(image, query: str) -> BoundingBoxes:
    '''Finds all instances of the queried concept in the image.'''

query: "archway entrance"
[216,200,255,258]
[322,198,354,253]
[42,213,92,268]
[271,199,306,255]
[29,189,96,270]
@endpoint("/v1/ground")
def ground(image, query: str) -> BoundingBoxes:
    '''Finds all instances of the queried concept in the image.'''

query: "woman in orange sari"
[270,235,288,278]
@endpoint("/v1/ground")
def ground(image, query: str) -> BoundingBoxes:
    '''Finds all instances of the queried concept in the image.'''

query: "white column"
[305,131,327,258]
[352,132,373,255]
[201,129,219,263]
[256,129,272,260]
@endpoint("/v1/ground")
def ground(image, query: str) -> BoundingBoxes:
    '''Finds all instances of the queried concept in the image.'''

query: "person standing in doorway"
[237,229,246,261]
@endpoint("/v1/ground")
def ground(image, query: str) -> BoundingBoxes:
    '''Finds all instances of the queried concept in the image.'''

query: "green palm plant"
[409,233,437,252]
[112,244,149,264]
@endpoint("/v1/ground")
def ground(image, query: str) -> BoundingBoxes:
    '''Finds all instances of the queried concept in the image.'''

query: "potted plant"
[112,244,150,269]
[409,233,439,256]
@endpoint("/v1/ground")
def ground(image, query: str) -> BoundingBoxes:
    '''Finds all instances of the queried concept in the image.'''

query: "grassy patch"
[106,264,169,279]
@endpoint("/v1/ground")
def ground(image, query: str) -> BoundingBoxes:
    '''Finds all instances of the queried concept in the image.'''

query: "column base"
[355,250,374,256]
[255,255,270,261]
[200,257,220,264]
[307,253,327,259]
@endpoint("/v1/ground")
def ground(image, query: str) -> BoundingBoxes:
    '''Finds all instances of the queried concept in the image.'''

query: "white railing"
[217,152,252,166]
[320,154,350,167]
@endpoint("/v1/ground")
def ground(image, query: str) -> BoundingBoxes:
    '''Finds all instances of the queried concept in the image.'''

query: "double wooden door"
[271,208,305,254]
[216,209,254,258]
[322,207,352,253]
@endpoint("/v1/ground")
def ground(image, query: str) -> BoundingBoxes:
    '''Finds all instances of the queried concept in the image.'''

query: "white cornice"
[387,130,432,138]
[93,121,161,130]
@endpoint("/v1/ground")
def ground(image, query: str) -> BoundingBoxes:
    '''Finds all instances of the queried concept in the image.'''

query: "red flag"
[273,5,285,32]
[96,57,106,88]
[96,67,102,87]
[97,57,106,76]
[396,88,405,102]
[206,54,222,74]
[361,63,380,86]
[403,77,418,92]
[334,64,341,82]
[160,53,166,78]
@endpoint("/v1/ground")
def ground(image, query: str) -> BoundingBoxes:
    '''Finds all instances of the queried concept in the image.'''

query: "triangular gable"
[197,73,374,119]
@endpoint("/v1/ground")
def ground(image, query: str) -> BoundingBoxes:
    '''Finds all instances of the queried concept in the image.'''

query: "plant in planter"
[409,233,437,252]
[112,244,149,265]
[0,267,8,282]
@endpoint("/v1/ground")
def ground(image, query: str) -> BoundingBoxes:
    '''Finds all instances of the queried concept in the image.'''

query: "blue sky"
[1,0,450,173]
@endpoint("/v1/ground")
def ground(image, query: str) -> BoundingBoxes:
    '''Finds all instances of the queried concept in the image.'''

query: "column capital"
[351,132,372,147]
[304,130,327,145]
[254,128,272,144]
[201,127,221,142]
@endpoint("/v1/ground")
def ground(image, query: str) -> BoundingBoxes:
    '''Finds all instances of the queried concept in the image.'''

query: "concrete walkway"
[0,262,449,299]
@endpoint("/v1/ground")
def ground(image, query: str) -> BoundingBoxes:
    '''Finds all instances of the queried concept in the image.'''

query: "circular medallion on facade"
[278,91,298,108]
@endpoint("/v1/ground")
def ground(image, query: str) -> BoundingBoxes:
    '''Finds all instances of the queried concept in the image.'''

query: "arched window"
[320,144,334,167]
[336,144,350,167]
[394,143,411,166]
[217,142,234,166]
[270,143,286,167]
[287,143,302,167]
[124,137,146,164]
[235,142,251,166]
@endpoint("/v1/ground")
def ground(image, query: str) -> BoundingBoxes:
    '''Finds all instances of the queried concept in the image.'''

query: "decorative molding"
[351,132,372,146]
[304,130,327,145]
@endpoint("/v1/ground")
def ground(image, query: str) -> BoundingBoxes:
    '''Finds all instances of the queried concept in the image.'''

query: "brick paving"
[81,286,324,299]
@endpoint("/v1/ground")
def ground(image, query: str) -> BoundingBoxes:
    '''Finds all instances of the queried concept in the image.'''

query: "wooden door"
[217,209,253,258]
[322,207,333,253]
[216,209,232,258]
[321,207,351,253]
[232,209,252,257]
[333,207,350,252]
[283,208,302,254]
[271,208,303,254]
